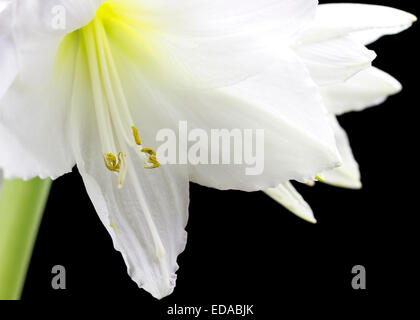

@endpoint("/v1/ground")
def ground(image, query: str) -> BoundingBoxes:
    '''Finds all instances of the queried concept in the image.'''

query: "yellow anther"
[103,152,127,188]
[315,175,324,182]
[132,125,160,170]
[132,126,142,146]
[110,222,118,233]
[141,148,156,156]
[141,148,160,169]
[103,152,121,172]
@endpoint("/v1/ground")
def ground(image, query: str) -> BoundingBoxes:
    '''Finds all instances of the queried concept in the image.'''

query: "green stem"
[0,178,52,300]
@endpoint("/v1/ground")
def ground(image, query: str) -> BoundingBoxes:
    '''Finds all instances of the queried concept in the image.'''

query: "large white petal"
[185,52,342,190]
[264,182,316,224]
[111,48,341,191]
[295,36,376,86]
[321,116,361,190]
[299,3,416,45]
[92,18,342,192]
[0,0,105,179]
[321,67,402,115]
[0,31,82,180]
[77,155,189,300]
[94,0,317,89]
[5,0,317,90]
[67,47,189,299]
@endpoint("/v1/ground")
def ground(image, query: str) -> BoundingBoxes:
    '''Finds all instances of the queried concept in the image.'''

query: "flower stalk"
[0,178,51,300]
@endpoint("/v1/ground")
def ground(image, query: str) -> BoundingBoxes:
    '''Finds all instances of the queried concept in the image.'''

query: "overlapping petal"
[321,116,361,190]
[264,116,361,222]
[264,182,316,223]
[295,36,376,86]
[265,2,415,222]
[321,67,402,115]
[299,3,416,45]
[0,0,105,179]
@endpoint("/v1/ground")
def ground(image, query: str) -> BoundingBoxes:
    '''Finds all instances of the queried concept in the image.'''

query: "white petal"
[11,0,104,85]
[264,182,316,224]
[321,67,402,115]
[186,52,341,190]
[321,117,361,190]
[135,0,317,39]
[101,33,341,191]
[159,51,340,191]
[69,74,189,300]
[0,77,75,179]
[0,0,104,179]
[295,36,376,86]
[0,26,88,179]
[0,1,18,98]
[5,0,316,91]
[79,160,189,299]
[299,3,416,45]
[95,0,317,89]
[64,35,190,299]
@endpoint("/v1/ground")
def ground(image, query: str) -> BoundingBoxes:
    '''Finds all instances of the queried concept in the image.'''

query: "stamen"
[117,152,127,189]
[132,126,142,145]
[94,19,135,147]
[103,152,121,172]
[315,174,324,182]
[141,148,160,169]
[77,1,169,262]
[131,126,161,169]
[143,153,160,169]
[65,4,166,263]
[141,148,156,156]
[103,152,127,188]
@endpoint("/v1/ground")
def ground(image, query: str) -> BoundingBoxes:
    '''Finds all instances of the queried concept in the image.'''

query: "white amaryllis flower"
[265,3,416,223]
[0,0,350,298]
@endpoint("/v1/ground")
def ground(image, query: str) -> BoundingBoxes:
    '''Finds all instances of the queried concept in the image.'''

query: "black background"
[9,0,419,314]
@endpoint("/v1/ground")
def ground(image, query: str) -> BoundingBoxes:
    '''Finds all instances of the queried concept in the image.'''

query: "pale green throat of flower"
[55,1,160,190]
